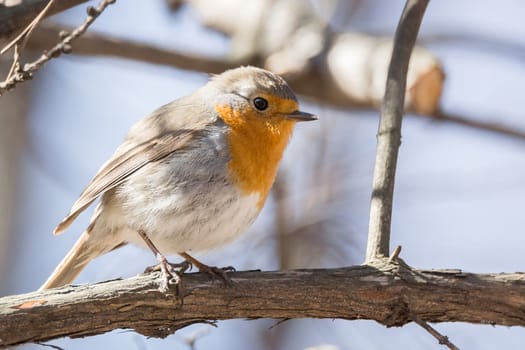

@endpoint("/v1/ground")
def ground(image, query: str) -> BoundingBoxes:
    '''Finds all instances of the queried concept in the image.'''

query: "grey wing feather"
[53,129,199,235]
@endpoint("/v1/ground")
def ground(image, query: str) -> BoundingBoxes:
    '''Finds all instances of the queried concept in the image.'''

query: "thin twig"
[2,0,56,86]
[365,0,430,262]
[1,0,56,55]
[268,318,291,330]
[5,44,21,79]
[35,341,65,350]
[184,326,213,350]
[0,0,116,96]
[273,171,292,269]
[411,313,461,350]
[0,0,90,41]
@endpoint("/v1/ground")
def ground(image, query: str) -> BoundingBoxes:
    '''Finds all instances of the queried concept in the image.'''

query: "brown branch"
[2,266,525,347]
[0,0,116,95]
[365,0,429,262]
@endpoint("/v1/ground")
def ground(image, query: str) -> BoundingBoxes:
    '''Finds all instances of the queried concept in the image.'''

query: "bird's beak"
[285,110,318,122]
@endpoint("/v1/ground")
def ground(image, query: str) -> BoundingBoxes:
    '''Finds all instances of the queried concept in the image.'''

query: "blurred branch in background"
[428,109,525,140]
[1,0,522,140]
[0,59,29,284]
[272,122,355,271]
[2,0,443,113]
[0,0,89,43]
[28,23,243,73]
[268,120,359,349]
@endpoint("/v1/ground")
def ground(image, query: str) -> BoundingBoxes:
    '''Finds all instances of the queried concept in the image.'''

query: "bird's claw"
[144,254,192,293]
[197,264,235,285]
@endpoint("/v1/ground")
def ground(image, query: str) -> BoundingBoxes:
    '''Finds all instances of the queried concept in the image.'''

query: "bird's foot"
[179,252,235,285]
[144,254,191,293]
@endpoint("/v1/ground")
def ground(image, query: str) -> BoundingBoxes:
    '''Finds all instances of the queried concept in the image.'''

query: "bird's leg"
[179,251,235,285]
[138,229,188,292]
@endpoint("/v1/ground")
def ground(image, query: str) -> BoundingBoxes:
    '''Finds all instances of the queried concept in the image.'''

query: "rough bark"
[1,264,525,347]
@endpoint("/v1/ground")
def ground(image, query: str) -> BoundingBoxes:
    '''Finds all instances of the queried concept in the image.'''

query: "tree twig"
[1,0,56,55]
[2,267,525,347]
[365,0,430,262]
[0,0,89,41]
[411,313,461,350]
[0,0,116,95]
[2,0,56,86]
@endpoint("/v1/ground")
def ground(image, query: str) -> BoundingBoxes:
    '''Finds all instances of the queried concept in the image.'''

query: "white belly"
[112,187,261,254]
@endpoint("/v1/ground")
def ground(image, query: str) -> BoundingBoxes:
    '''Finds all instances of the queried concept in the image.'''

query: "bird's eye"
[253,97,268,111]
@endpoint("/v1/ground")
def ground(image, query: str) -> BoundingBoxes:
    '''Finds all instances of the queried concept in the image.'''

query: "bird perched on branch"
[41,66,317,291]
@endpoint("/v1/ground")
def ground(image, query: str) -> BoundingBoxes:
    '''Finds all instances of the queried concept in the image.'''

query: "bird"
[40,66,317,291]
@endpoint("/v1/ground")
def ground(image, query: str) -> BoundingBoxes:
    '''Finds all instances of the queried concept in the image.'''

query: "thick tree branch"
[2,265,525,347]
[366,0,429,262]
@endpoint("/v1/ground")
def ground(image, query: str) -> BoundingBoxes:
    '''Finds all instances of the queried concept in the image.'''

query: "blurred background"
[1,0,525,349]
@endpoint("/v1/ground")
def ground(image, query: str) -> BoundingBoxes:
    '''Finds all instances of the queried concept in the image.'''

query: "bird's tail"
[40,231,109,290]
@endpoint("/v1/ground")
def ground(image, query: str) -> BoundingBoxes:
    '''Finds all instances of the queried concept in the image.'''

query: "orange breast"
[216,102,296,209]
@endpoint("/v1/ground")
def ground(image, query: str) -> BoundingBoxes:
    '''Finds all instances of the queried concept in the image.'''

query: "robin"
[40,66,317,291]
